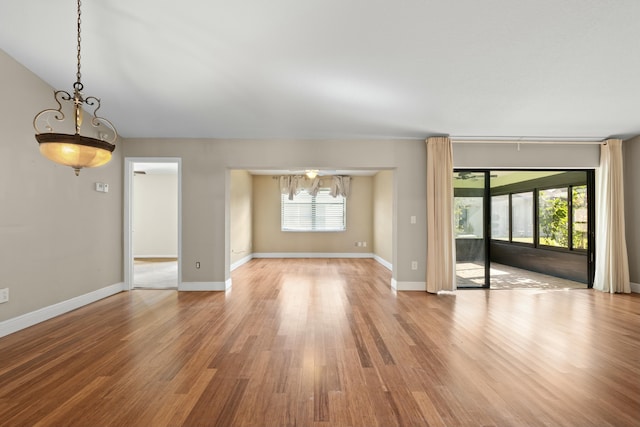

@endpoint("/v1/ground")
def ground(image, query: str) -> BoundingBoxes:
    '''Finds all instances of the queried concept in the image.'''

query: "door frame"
[454,170,491,289]
[124,157,182,290]
[456,169,595,289]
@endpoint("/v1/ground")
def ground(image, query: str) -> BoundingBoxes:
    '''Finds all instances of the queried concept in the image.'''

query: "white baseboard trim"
[231,254,254,271]
[0,282,125,338]
[179,281,231,291]
[373,255,392,271]
[391,279,426,291]
[253,252,374,259]
[630,282,640,294]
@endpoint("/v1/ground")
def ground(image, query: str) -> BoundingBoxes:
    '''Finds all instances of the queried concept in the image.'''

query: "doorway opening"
[454,170,594,290]
[228,169,396,287]
[124,158,182,290]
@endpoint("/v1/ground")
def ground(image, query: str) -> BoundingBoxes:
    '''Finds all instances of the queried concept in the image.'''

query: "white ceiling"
[1,0,639,141]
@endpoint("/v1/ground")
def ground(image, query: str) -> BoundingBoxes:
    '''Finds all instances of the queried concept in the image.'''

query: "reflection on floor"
[132,258,586,291]
[456,262,587,290]
[133,258,178,289]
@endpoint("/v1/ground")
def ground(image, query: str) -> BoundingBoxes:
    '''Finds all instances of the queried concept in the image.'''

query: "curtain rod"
[271,175,350,179]
[450,137,604,145]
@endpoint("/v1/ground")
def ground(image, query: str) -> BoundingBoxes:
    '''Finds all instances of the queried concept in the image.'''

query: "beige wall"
[133,173,178,257]
[624,136,640,284]
[453,142,600,168]
[122,128,611,290]
[230,170,253,264]
[373,170,393,266]
[252,175,373,254]
[0,49,123,321]
[123,139,427,288]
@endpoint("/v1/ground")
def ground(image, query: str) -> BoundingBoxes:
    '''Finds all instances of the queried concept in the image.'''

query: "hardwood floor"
[0,258,638,427]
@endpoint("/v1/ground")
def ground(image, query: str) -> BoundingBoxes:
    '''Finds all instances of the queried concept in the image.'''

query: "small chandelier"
[33,0,117,176]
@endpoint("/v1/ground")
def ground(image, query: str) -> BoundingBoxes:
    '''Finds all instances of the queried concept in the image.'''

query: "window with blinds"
[281,188,346,232]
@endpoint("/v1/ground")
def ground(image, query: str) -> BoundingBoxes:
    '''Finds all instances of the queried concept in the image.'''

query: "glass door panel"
[454,171,489,288]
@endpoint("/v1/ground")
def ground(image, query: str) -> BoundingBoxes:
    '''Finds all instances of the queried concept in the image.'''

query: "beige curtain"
[330,176,351,198]
[279,175,347,199]
[426,137,456,293]
[279,175,300,200]
[594,139,631,293]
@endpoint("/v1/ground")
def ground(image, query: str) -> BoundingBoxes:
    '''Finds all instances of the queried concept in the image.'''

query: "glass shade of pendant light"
[33,0,117,176]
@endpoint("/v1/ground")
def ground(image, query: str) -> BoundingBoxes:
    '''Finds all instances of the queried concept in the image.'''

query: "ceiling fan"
[454,171,497,180]
[288,169,337,178]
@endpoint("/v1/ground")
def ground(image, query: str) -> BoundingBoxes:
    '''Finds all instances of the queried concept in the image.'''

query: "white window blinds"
[281,188,346,231]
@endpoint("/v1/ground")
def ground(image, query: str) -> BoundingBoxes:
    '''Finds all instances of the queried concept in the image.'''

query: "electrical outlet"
[362,241,367,247]
[0,288,8,303]
[411,261,418,270]
[410,215,416,224]
[196,262,200,269]
[103,184,109,193]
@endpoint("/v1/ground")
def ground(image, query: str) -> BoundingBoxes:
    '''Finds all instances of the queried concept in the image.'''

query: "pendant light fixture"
[33,0,117,176]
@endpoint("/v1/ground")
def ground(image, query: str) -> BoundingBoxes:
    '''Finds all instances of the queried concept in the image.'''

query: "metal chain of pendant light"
[33,0,117,176]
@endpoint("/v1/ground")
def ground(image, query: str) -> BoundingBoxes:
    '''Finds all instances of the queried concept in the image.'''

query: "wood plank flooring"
[0,258,638,426]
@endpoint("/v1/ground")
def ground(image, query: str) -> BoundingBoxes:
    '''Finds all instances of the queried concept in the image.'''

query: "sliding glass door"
[454,171,489,288]
[453,169,594,290]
